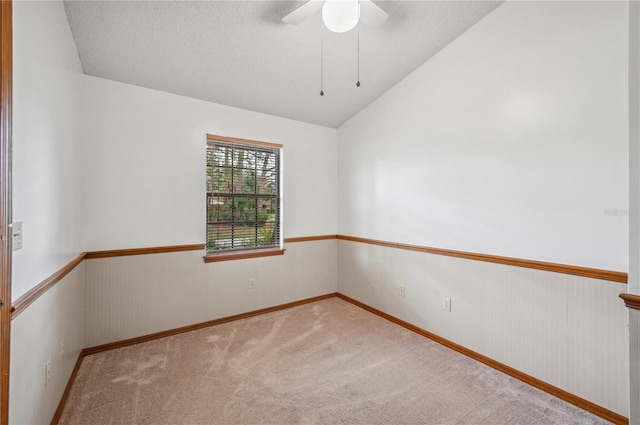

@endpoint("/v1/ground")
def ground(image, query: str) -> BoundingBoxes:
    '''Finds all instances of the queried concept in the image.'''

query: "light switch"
[12,221,22,250]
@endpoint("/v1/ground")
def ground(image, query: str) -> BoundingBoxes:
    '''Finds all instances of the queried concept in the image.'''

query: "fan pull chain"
[320,18,325,96]
[356,20,361,88]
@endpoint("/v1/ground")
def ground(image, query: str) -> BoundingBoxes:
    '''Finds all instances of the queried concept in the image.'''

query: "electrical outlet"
[248,278,256,290]
[442,297,451,312]
[399,285,405,297]
[45,359,52,387]
[60,338,65,360]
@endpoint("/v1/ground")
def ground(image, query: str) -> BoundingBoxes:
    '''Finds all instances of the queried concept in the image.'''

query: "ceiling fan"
[282,0,389,33]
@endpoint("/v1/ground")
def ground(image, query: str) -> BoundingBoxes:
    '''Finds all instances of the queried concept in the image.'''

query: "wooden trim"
[203,247,284,263]
[85,237,336,259]
[83,293,338,356]
[619,293,640,310]
[16,238,320,318]
[337,294,628,425]
[18,235,623,316]
[50,351,85,425]
[284,235,337,243]
[79,236,626,284]
[10,253,85,319]
[0,2,10,424]
[85,244,205,259]
[206,134,282,149]
[337,235,628,283]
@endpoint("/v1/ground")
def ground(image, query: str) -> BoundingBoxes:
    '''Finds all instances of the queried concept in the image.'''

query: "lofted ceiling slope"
[63,1,502,128]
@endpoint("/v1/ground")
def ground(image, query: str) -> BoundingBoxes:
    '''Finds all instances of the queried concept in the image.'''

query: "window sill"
[203,248,285,263]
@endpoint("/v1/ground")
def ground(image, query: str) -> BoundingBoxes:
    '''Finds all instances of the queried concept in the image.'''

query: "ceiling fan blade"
[282,0,325,25]
[359,0,389,28]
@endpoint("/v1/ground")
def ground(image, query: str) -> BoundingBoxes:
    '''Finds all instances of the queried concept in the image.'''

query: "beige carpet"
[59,298,610,424]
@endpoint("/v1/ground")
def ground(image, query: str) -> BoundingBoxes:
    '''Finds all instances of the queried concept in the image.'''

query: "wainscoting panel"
[9,262,85,425]
[337,239,629,416]
[84,239,338,347]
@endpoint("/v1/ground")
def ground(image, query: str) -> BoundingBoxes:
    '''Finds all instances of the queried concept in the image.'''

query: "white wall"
[84,240,337,347]
[630,309,640,425]
[81,76,337,250]
[80,60,339,347]
[12,0,84,300]
[11,2,86,424]
[10,266,84,425]
[628,2,640,423]
[10,1,339,421]
[339,240,629,415]
[338,1,628,272]
[629,0,640,296]
[9,0,631,421]
[337,0,629,417]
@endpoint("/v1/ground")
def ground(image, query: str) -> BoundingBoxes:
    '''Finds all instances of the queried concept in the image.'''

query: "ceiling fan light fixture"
[322,0,360,33]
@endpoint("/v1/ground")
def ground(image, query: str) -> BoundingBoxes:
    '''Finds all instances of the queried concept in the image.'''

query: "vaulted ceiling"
[64,1,502,128]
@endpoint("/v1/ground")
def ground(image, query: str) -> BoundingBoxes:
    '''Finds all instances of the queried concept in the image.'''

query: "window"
[205,135,283,261]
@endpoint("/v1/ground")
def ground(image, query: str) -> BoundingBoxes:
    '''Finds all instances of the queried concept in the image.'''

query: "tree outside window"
[206,136,281,253]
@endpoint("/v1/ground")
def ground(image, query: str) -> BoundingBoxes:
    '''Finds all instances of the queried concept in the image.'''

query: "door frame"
[0,2,12,425]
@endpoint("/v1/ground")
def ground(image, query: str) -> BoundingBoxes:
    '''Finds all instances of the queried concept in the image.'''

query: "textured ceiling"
[63,1,502,128]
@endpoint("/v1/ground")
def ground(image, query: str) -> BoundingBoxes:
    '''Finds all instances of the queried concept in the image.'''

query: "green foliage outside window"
[206,140,280,252]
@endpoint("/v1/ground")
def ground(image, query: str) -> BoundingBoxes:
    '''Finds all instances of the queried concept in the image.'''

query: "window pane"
[207,224,233,250]
[239,169,256,194]
[206,138,281,254]
[233,197,256,223]
[233,225,256,248]
[256,197,275,222]
[257,220,277,246]
[207,196,232,223]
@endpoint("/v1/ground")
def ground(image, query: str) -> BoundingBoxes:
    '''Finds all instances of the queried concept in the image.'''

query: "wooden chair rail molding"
[13,235,627,320]
[10,253,85,319]
[619,293,640,310]
[83,235,628,284]
[12,236,337,318]
[337,235,628,284]
[284,235,338,243]
[85,244,205,259]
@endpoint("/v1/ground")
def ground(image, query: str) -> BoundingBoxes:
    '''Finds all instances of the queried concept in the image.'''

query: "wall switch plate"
[12,221,22,250]
[60,338,65,360]
[442,297,451,312]
[248,278,256,290]
[399,285,406,297]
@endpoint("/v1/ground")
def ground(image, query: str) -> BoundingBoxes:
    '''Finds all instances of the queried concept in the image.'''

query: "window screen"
[206,136,281,253]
